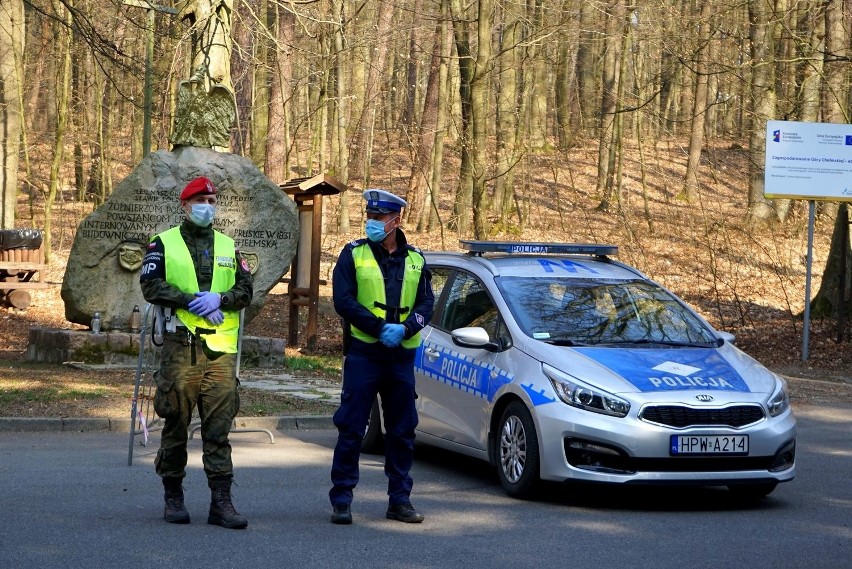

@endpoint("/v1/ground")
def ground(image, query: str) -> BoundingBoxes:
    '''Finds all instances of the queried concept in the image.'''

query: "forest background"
[0,0,851,388]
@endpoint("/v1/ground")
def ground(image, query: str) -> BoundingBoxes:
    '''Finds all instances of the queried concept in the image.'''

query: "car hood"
[518,339,778,396]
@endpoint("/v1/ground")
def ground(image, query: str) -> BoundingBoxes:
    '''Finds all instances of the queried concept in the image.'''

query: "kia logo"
[695,394,714,402]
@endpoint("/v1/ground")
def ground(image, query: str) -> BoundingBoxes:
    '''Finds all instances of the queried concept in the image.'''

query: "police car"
[366,241,796,499]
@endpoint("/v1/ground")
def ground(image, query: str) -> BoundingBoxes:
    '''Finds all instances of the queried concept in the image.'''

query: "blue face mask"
[189,203,216,227]
[365,219,388,242]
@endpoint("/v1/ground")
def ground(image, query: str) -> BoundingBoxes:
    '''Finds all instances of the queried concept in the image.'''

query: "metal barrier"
[127,304,273,467]
[127,304,164,466]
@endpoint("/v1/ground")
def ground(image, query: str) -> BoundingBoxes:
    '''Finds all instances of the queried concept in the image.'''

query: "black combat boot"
[207,478,248,529]
[162,477,190,524]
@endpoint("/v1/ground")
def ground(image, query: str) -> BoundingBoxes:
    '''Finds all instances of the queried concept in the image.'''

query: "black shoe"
[386,502,424,523]
[330,504,352,525]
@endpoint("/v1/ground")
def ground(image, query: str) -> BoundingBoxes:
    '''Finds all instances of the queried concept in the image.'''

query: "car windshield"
[496,277,718,347]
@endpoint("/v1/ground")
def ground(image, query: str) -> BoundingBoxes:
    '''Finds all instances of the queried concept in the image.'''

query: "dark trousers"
[154,334,239,481]
[329,350,418,507]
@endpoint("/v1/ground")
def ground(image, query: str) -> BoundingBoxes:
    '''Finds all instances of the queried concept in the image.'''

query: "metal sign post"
[802,200,815,361]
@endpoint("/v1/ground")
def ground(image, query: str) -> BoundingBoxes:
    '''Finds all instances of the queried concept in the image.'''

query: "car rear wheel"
[496,401,540,498]
[727,481,778,499]
[361,397,384,454]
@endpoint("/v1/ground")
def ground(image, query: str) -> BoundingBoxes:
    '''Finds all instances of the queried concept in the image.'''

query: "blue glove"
[188,291,221,316]
[379,323,406,347]
[206,309,225,326]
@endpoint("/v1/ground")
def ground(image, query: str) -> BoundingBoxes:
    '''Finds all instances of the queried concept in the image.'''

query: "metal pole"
[128,304,153,466]
[802,200,815,361]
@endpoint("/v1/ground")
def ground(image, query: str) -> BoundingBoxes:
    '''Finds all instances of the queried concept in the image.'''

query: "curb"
[0,415,335,433]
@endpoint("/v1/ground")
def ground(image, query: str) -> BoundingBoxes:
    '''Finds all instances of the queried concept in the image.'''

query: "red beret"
[180,176,216,200]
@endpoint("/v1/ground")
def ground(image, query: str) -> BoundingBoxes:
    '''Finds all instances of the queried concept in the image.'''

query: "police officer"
[140,176,253,529]
[329,189,434,525]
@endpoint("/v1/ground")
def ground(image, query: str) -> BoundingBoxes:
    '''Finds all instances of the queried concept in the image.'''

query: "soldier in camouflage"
[140,176,253,529]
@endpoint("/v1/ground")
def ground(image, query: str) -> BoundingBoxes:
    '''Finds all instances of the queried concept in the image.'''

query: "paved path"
[239,370,342,404]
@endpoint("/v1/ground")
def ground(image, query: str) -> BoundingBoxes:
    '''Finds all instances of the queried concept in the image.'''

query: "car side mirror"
[717,330,736,345]
[451,326,501,352]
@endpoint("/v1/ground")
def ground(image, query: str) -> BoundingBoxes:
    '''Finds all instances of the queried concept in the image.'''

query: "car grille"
[640,405,765,428]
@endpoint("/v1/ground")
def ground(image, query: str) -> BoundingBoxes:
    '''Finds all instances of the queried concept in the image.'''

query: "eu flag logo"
[845,135,852,145]
[773,130,781,142]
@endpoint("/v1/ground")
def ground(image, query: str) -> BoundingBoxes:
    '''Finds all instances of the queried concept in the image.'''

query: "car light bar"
[460,240,618,256]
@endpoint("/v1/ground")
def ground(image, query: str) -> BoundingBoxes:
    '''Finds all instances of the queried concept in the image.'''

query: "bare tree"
[746,0,776,221]
[0,0,24,229]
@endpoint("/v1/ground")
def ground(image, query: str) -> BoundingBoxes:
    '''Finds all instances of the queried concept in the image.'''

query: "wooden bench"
[0,243,49,309]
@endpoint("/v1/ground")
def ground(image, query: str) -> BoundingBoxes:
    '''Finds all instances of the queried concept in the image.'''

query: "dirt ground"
[2,138,852,416]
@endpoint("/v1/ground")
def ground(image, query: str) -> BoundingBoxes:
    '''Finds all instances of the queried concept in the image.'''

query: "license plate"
[670,435,749,455]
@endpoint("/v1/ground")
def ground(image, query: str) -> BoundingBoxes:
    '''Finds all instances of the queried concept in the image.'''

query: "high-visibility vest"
[350,243,424,349]
[156,226,240,353]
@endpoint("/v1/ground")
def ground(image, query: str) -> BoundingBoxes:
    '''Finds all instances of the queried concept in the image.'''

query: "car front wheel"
[496,401,540,498]
[361,397,384,454]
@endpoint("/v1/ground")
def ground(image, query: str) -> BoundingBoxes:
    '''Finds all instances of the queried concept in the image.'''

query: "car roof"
[424,241,647,281]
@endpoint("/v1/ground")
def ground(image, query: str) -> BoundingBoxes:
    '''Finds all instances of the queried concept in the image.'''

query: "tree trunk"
[44,0,73,264]
[266,4,294,183]
[333,0,350,233]
[347,0,394,185]
[470,0,493,239]
[423,8,452,233]
[797,0,824,124]
[0,0,24,229]
[747,0,776,222]
[596,0,626,211]
[811,204,852,319]
[404,21,443,228]
[493,0,521,224]
[523,0,548,151]
[251,0,270,170]
[682,0,713,202]
[451,0,474,234]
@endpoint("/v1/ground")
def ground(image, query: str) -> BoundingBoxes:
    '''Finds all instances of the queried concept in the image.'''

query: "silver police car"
[369,241,796,499]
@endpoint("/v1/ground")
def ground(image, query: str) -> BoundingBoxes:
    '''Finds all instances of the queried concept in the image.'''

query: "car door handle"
[425,347,440,361]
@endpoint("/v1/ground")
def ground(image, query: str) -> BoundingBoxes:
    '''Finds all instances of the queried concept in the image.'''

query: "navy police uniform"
[329,191,434,513]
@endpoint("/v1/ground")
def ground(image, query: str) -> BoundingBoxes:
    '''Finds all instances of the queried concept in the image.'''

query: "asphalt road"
[0,403,849,569]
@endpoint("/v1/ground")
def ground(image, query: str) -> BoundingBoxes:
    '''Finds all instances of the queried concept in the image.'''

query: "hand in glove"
[205,309,225,326]
[188,291,221,316]
[379,323,406,347]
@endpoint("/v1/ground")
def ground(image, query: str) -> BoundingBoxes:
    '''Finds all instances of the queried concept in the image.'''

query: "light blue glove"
[188,291,221,316]
[379,323,406,347]
[206,309,225,326]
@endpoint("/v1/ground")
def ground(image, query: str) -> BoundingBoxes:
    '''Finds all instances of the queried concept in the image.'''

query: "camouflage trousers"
[154,333,240,481]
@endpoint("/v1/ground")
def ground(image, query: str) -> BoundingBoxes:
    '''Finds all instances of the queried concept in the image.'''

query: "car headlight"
[767,375,790,417]
[542,364,631,418]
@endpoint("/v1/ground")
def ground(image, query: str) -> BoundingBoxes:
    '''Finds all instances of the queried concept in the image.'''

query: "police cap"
[363,189,407,214]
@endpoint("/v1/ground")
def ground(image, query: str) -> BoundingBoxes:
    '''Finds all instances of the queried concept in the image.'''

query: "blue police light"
[460,240,618,256]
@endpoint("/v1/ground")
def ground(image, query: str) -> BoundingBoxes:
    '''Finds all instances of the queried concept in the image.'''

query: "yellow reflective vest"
[156,226,240,353]
[350,243,424,349]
